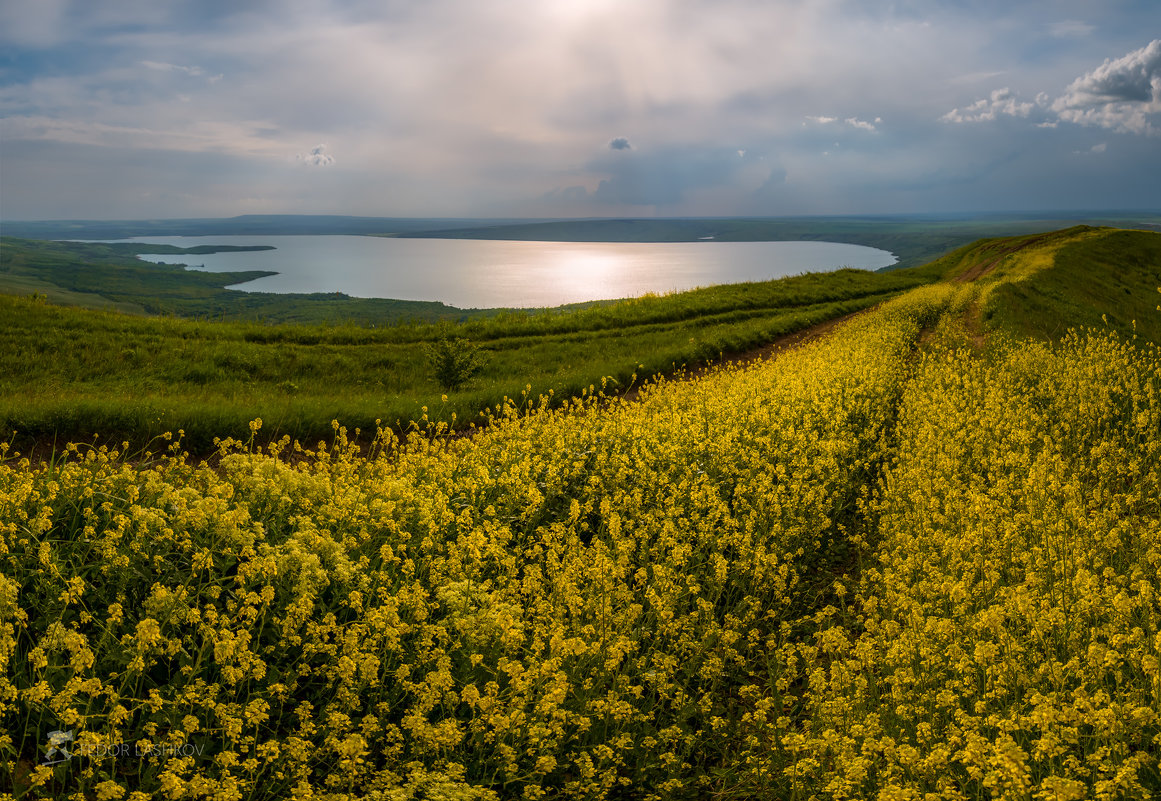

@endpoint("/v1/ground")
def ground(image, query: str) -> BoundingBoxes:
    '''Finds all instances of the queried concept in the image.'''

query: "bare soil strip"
[953,232,1054,284]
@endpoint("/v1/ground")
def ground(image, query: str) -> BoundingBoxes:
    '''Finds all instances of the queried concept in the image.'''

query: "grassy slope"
[983,227,1161,342]
[0,264,928,450]
[6,282,1159,799]
[3,224,1155,452]
[3,229,1160,798]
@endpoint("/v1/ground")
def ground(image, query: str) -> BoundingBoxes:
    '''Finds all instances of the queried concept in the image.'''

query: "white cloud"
[805,115,878,131]
[1052,39,1161,135]
[941,41,1161,137]
[3,1,1161,218]
[297,143,335,166]
[1048,20,1095,39]
[941,87,1036,123]
[141,60,205,77]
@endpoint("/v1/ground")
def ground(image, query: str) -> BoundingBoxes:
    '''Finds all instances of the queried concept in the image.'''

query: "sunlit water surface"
[115,235,897,308]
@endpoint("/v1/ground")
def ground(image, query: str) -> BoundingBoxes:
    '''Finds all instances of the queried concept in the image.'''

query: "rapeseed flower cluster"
[786,329,1161,798]
[4,284,1156,798]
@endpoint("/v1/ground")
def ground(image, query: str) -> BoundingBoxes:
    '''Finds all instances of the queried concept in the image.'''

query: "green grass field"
[2,224,1160,799]
[983,227,1161,342]
[0,246,934,451]
[3,267,1159,799]
[1,226,1156,455]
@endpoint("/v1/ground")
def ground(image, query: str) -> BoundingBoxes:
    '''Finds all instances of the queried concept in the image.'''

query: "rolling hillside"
[0,250,932,451]
[2,227,1158,797]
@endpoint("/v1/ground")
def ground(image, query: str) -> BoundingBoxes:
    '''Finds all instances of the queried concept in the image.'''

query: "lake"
[118,235,897,308]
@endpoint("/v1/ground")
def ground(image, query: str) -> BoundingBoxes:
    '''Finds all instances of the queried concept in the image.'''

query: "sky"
[1,0,1159,221]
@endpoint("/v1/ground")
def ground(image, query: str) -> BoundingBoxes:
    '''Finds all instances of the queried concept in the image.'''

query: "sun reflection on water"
[547,248,628,299]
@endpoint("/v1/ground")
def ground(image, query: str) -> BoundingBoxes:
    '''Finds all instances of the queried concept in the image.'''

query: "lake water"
[116,235,897,309]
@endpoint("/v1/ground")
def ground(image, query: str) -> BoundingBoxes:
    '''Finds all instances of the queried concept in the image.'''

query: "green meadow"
[0,236,937,452]
[2,224,1159,799]
[1,226,1157,455]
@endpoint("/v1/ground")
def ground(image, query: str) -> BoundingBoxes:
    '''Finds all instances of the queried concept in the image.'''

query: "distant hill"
[0,214,540,240]
[882,224,1161,344]
[3,212,1158,271]
[396,213,1161,270]
[0,212,545,236]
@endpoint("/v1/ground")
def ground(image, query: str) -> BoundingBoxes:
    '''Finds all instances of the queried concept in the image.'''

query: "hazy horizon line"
[5,209,1160,225]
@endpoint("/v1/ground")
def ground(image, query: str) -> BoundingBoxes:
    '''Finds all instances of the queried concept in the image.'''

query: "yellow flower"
[94,780,127,800]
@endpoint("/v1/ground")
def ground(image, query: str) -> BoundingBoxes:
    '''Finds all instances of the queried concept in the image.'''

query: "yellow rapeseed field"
[2,283,1158,799]
[789,327,1161,800]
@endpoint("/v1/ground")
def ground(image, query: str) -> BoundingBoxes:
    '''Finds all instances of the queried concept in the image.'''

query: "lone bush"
[425,335,486,390]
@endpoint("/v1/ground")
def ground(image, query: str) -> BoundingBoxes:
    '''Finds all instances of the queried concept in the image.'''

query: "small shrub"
[426,335,486,390]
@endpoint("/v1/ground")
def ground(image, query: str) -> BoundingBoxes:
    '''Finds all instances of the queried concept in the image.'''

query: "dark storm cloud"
[609,137,632,150]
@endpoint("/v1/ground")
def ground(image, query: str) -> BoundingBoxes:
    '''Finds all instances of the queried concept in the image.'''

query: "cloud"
[941,41,1161,136]
[582,145,756,207]
[942,87,1037,123]
[1052,39,1161,135]
[751,166,789,204]
[141,60,205,77]
[1047,20,1095,39]
[0,113,283,157]
[297,144,335,166]
[3,0,1161,219]
[543,185,589,202]
[805,115,879,131]
[140,60,225,85]
[0,0,70,47]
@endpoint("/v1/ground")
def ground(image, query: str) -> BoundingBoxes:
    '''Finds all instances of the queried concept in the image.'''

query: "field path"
[952,231,1055,283]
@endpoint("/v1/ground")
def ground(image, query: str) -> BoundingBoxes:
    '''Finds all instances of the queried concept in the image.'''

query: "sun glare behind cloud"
[0,1,1158,219]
